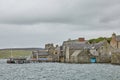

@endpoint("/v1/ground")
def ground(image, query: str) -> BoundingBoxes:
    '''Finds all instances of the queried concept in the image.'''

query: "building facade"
[110,33,120,49]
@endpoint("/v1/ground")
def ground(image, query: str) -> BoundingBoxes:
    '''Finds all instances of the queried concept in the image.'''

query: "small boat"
[7,58,15,64]
[7,58,30,64]
[7,49,30,64]
[7,48,15,64]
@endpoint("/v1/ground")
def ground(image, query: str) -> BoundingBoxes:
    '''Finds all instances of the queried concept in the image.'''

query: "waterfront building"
[62,37,90,62]
[32,50,53,62]
[91,40,112,63]
[110,33,120,49]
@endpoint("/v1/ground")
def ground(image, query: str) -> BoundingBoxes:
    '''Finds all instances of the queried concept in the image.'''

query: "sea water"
[0,59,120,80]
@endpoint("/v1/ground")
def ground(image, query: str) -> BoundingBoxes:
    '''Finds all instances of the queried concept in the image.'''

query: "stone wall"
[96,56,111,63]
[111,51,120,64]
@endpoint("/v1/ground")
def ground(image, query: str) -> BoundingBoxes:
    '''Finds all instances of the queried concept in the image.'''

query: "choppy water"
[0,59,120,80]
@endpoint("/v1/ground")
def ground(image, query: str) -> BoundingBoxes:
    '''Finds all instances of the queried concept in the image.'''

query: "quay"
[7,58,30,64]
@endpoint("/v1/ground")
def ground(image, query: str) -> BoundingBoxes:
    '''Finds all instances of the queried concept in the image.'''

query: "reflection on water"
[0,59,120,80]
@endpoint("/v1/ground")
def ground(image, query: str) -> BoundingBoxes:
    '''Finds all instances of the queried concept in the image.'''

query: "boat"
[7,58,15,63]
[7,58,30,64]
[7,49,30,64]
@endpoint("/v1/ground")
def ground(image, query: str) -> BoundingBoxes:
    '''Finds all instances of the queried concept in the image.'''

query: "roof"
[69,44,90,50]
[38,52,49,56]
[63,39,89,46]
[91,41,107,49]
[71,50,82,57]
[32,50,49,56]
[63,41,90,50]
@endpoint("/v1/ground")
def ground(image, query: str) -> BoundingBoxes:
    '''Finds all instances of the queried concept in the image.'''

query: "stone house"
[47,44,60,62]
[62,37,90,62]
[110,33,120,49]
[92,40,112,63]
[32,50,53,62]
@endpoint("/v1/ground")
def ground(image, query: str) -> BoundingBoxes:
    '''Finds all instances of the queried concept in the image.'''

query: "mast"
[10,48,13,58]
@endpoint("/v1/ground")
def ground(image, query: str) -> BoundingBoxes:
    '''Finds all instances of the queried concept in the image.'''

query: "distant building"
[47,44,61,62]
[32,50,53,62]
[45,43,54,50]
[110,33,120,49]
[32,44,61,62]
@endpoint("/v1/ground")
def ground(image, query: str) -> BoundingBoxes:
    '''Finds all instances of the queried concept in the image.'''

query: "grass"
[0,50,32,59]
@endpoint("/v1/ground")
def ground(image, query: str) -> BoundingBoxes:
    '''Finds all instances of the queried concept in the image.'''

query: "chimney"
[78,38,85,42]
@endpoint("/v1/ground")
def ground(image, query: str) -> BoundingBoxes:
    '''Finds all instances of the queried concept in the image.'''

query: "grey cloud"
[0,0,120,25]
[0,0,120,48]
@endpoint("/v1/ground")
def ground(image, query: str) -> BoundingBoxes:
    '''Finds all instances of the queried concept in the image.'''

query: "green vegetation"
[89,37,111,43]
[0,50,32,59]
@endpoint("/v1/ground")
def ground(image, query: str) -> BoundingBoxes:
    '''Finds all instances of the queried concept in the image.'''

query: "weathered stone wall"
[59,57,64,62]
[96,40,112,63]
[111,51,120,64]
[70,50,93,63]
[96,56,111,63]
[78,56,91,63]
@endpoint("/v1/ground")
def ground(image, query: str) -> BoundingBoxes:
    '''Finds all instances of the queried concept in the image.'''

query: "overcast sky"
[0,0,120,48]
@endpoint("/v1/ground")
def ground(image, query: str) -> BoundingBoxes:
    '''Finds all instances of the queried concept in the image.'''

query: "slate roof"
[67,43,89,49]
[63,39,110,50]
[63,41,90,50]
[91,41,106,49]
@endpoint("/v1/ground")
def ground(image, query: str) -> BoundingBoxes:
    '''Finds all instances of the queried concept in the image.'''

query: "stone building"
[31,43,61,62]
[45,43,54,50]
[110,33,120,49]
[46,44,60,62]
[63,37,113,63]
[32,50,53,62]
[62,37,90,62]
[93,40,112,63]
[51,45,60,62]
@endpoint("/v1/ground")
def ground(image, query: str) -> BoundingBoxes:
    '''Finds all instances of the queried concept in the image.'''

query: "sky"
[0,0,120,48]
